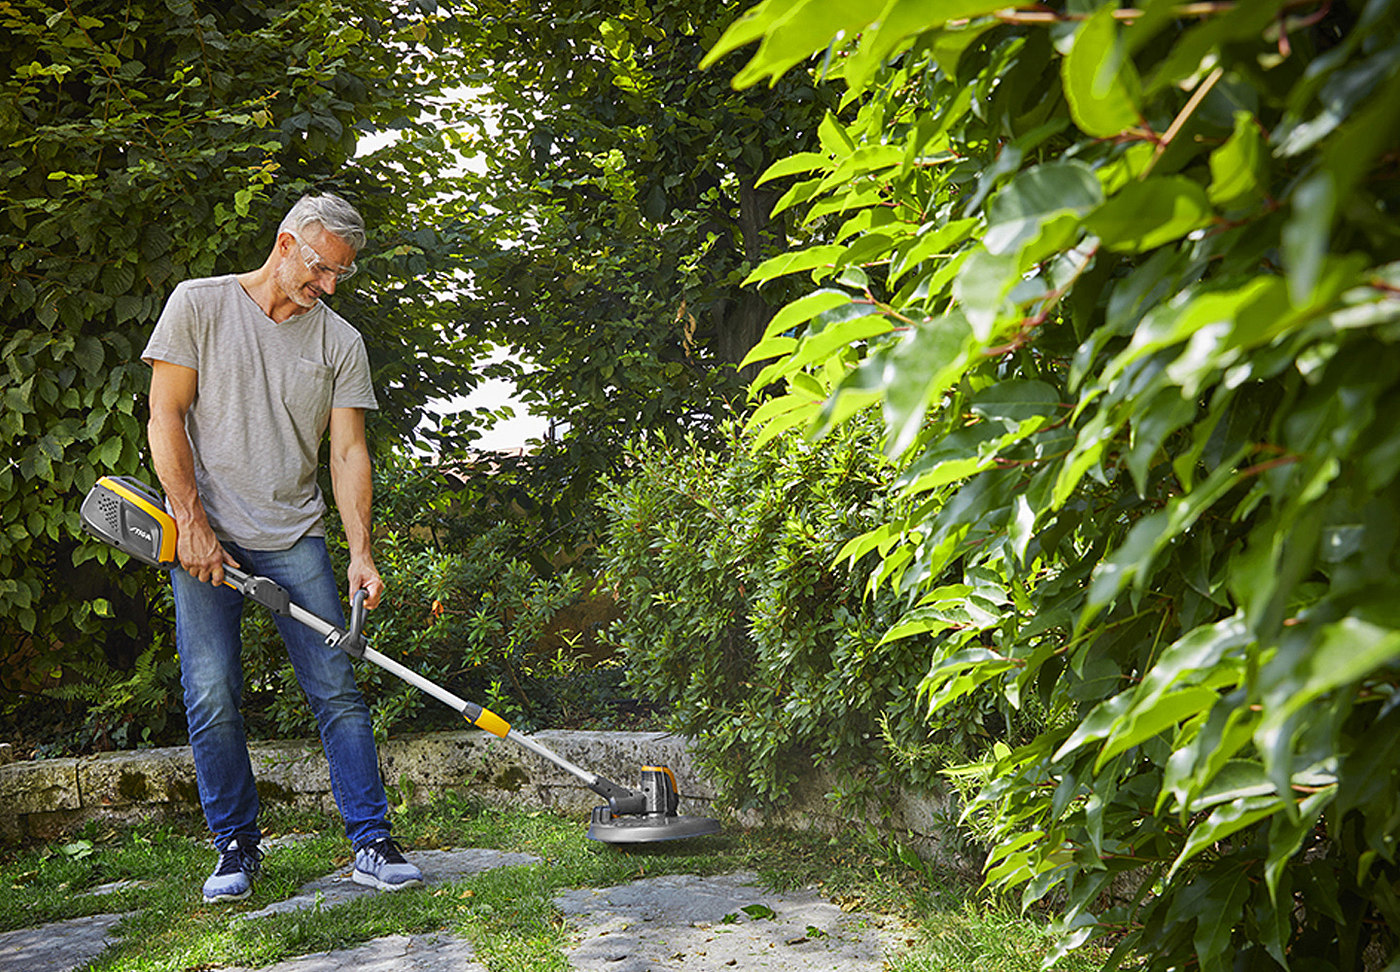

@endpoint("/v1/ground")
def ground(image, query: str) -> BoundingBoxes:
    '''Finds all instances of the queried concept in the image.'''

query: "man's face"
[275,224,357,309]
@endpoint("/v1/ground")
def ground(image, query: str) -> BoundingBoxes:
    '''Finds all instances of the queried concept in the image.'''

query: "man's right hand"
[178,517,239,586]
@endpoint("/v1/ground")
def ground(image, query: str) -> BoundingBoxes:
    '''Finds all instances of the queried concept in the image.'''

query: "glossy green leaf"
[1192,864,1253,972]
[1281,172,1336,307]
[751,396,823,450]
[1096,685,1221,770]
[1085,454,1245,624]
[1102,276,1275,386]
[878,311,976,457]
[1185,759,1274,812]
[784,309,892,374]
[740,334,799,369]
[879,607,956,645]
[742,245,846,286]
[1054,693,1135,762]
[709,0,1020,89]
[843,0,996,93]
[759,290,854,342]
[1062,6,1141,138]
[1208,111,1267,208]
[756,151,833,185]
[983,161,1102,257]
[968,380,1060,428]
[1086,176,1213,254]
[730,1,875,89]
[1144,0,1290,94]
[1258,616,1400,738]
[1264,787,1335,900]
[951,246,1024,341]
[832,521,900,568]
[1169,795,1282,881]
[816,110,856,156]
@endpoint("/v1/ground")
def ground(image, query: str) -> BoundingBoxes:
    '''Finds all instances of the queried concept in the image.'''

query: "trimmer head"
[586,766,721,844]
[587,810,723,843]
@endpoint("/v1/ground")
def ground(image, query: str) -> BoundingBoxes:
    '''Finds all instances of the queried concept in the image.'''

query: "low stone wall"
[0,730,951,858]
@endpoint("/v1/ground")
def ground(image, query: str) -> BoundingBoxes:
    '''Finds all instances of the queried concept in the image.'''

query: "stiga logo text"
[129,525,153,543]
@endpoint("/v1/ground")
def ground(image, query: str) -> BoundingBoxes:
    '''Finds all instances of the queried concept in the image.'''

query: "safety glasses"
[289,231,357,283]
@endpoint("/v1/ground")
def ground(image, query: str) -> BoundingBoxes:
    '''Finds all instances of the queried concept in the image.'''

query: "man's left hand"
[349,558,385,610]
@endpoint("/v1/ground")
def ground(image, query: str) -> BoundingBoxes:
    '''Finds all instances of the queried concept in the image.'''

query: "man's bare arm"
[147,359,238,585]
[328,406,383,609]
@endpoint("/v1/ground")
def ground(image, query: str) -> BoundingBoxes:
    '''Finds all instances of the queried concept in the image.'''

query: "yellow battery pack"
[79,476,179,568]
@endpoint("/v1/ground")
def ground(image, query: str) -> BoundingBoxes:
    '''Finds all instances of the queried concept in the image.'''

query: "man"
[143,193,423,902]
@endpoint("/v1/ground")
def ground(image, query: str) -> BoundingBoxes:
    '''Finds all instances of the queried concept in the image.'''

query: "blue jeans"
[173,536,390,850]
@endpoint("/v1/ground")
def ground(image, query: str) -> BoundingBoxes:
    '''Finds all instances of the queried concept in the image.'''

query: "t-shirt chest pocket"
[287,357,335,425]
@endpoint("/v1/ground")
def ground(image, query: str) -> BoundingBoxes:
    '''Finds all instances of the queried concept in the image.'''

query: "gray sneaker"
[203,837,262,902]
[351,836,423,891]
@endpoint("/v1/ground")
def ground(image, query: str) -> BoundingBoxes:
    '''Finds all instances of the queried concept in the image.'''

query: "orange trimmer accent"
[643,765,680,795]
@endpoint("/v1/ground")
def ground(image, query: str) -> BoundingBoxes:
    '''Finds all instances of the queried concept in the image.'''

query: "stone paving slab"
[0,911,131,972]
[215,931,485,972]
[556,871,903,972]
[238,848,541,921]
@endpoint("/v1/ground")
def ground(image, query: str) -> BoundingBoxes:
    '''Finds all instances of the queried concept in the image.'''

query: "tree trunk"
[715,178,784,379]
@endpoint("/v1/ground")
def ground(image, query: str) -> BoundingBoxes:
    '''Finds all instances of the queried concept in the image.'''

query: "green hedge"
[600,416,1026,811]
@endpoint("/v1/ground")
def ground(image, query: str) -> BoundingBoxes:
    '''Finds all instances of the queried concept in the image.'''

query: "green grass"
[0,797,1104,972]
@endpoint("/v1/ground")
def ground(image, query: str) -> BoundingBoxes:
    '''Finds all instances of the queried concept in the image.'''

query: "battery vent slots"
[96,491,122,535]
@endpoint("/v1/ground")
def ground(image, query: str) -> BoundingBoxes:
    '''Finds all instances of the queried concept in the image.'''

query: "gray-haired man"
[143,193,422,901]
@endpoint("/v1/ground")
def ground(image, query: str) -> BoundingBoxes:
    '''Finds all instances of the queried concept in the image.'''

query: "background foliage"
[600,415,1021,812]
[2,0,841,750]
[425,0,839,519]
[242,453,623,744]
[713,0,1400,968]
[0,0,488,730]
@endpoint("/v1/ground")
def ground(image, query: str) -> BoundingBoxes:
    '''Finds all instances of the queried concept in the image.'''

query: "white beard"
[275,260,320,309]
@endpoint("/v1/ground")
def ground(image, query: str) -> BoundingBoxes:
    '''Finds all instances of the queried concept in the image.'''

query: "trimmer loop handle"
[339,588,369,658]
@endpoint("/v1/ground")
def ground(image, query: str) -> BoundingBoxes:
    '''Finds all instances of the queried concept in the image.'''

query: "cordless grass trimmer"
[80,475,721,844]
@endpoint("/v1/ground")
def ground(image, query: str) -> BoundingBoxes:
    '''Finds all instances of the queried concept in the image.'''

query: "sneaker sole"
[203,887,253,903]
[352,869,423,891]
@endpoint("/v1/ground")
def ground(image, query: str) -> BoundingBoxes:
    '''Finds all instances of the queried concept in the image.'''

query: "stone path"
[557,871,901,972]
[0,850,905,972]
[0,912,130,972]
[217,932,486,972]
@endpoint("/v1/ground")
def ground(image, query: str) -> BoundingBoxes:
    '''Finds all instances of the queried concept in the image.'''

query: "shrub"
[714,1,1400,967]
[600,415,1020,811]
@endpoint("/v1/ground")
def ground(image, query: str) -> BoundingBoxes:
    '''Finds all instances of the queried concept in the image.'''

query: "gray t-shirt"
[142,275,378,550]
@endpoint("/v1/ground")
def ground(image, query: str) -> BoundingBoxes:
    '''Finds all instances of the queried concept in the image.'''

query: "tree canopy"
[426,0,836,481]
